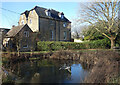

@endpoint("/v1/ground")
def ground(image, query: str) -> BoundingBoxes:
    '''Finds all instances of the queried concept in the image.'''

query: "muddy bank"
[1,50,120,83]
[2,52,52,63]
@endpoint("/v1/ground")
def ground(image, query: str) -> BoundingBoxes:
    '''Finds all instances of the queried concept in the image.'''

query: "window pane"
[24,31,29,37]
[64,31,67,40]
[21,20,24,25]
[23,44,28,48]
[30,19,32,24]
[50,30,53,40]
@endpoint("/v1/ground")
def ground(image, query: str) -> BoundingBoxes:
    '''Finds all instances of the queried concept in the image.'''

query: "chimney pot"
[12,25,15,27]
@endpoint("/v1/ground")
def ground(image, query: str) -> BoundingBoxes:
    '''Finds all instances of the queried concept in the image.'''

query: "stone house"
[18,6,71,42]
[3,24,35,52]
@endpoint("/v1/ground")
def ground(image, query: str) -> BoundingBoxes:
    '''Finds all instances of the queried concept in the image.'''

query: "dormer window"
[45,9,51,16]
[48,12,51,16]
[61,15,64,19]
[59,12,64,19]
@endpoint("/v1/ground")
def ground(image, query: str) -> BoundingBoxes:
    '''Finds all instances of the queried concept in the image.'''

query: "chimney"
[12,25,15,28]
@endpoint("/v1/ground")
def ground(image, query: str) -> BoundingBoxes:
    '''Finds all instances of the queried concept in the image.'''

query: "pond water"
[2,59,89,83]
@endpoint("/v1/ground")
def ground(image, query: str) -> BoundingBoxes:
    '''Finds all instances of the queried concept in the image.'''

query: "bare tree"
[71,18,87,39]
[78,0,120,49]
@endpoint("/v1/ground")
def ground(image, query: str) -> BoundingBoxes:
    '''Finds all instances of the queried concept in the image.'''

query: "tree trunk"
[110,38,115,49]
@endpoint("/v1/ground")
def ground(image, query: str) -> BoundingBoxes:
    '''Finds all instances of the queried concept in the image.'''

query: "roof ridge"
[6,24,26,37]
[21,6,71,22]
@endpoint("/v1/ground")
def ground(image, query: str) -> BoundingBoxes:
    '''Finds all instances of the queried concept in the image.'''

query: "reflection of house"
[3,24,35,52]
[0,28,10,51]
[19,6,71,41]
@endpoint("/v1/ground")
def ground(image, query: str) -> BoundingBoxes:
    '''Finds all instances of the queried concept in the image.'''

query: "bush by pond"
[37,39,110,51]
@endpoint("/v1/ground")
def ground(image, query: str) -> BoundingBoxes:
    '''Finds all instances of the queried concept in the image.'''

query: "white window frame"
[64,31,67,40]
[46,11,48,16]
[46,11,51,16]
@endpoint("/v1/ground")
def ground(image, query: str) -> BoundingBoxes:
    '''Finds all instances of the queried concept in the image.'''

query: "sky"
[0,2,79,29]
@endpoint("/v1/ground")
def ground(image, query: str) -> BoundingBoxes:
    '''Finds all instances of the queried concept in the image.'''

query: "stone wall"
[5,25,36,52]
[17,25,36,52]
[28,10,39,32]
[19,9,71,42]
[19,10,39,32]
[39,17,71,41]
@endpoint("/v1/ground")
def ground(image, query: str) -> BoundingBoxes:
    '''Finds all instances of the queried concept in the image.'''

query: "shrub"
[37,39,111,51]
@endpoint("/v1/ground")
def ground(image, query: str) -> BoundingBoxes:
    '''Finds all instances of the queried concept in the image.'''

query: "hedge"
[37,39,110,51]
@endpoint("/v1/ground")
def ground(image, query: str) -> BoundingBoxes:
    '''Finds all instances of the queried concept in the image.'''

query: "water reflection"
[2,59,89,83]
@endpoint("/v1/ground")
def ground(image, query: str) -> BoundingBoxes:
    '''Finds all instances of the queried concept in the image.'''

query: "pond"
[2,59,89,83]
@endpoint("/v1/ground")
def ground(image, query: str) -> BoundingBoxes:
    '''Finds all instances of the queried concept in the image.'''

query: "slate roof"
[21,6,71,23]
[0,28,10,32]
[6,25,25,38]
[21,10,30,18]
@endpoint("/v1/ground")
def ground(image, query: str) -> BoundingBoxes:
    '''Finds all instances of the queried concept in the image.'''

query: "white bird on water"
[59,64,71,73]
